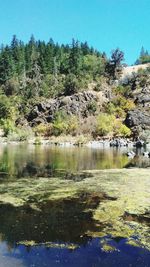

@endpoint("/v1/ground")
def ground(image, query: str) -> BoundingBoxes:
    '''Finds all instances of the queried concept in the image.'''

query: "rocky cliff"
[26,91,108,127]
[123,66,150,137]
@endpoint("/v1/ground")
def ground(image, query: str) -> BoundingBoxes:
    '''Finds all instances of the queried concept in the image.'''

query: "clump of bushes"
[113,119,131,137]
[64,74,80,96]
[0,119,16,136]
[94,113,131,138]
[66,116,79,135]
[95,114,115,136]
[52,113,79,136]
[34,123,53,137]
[34,113,79,137]
[106,95,135,118]
[0,118,33,141]
[79,116,96,136]
[34,112,131,139]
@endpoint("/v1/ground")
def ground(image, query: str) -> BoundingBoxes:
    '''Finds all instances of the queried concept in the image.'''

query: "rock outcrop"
[23,68,150,138]
[125,109,150,129]
[27,91,107,126]
[123,69,150,136]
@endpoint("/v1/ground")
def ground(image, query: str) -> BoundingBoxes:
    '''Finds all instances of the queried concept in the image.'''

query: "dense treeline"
[0,35,109,98]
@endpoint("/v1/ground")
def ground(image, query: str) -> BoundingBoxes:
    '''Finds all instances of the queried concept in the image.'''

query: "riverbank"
[0,134,149,149]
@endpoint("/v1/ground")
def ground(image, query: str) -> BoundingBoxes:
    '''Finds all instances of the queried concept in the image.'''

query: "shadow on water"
[0,197,150,267]
[0,193,103,247]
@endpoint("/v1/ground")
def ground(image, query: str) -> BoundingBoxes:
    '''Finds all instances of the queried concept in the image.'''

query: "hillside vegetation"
[0,36,149,141]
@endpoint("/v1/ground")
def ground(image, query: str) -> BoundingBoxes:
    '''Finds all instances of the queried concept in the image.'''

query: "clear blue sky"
[0,0,150,64]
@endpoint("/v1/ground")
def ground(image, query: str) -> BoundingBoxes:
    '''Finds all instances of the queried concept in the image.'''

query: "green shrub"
[113,120,131,137]
[106,96,135,118]
[34,123,53,137]
[83,54,106,77]
[52,121,68,136]
[114,85,131,96]
[52,112,66,136]
[75,135,89,145]
[95,114,115,136]
[41,74,65,98]
[16,127,33,141]
[34,115,79,137]
[0,118,33,140]
[66,116,79,135]
[87,101,97,113]
[0,95,12,119]
[0,119,16,136]
[64,74,80,95]
[94,114,131,137]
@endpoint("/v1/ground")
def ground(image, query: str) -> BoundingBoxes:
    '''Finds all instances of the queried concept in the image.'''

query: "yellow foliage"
[34,123,53,137]
[96,114,115,136]
[66,116,79,135]
[95,114,131,137]
[113,119,131,137]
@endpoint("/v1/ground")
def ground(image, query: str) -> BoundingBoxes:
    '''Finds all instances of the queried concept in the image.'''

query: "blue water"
[1,238,150,267]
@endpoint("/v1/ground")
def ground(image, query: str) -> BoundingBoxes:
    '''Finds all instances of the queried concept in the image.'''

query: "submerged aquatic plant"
[0,169,149,251]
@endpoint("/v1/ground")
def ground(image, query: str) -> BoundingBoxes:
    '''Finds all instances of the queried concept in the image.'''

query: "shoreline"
[0,135,149,149]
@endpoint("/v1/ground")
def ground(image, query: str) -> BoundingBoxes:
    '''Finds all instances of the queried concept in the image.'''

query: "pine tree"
[81,41,90,55]
[10,35,25,76]
[0,45,15,85]
[140,47,145,57]
[68,39,82,75]
[25,35,38,74]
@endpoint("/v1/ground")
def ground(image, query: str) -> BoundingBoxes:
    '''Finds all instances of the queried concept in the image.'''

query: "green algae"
[101,244,117,252]
[88,169,150,250]
[126,238,142,248]
[100,238,118,252]
[0,177,79,207]
[0,168,150,250]
[17,240,78,250]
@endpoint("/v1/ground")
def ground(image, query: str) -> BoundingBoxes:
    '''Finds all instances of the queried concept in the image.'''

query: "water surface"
[0,144,150,267]
[0,143,149,177]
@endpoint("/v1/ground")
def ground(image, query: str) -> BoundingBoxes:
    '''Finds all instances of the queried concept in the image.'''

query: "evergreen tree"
[81,41,90,55]
[68,39,82,75]
[25,35,38,74]
[10,35,25,76]
[140,47,147,57]
[0,46,15,85]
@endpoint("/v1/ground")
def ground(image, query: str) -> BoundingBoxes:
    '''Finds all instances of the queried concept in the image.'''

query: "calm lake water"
[0,144,150,267]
